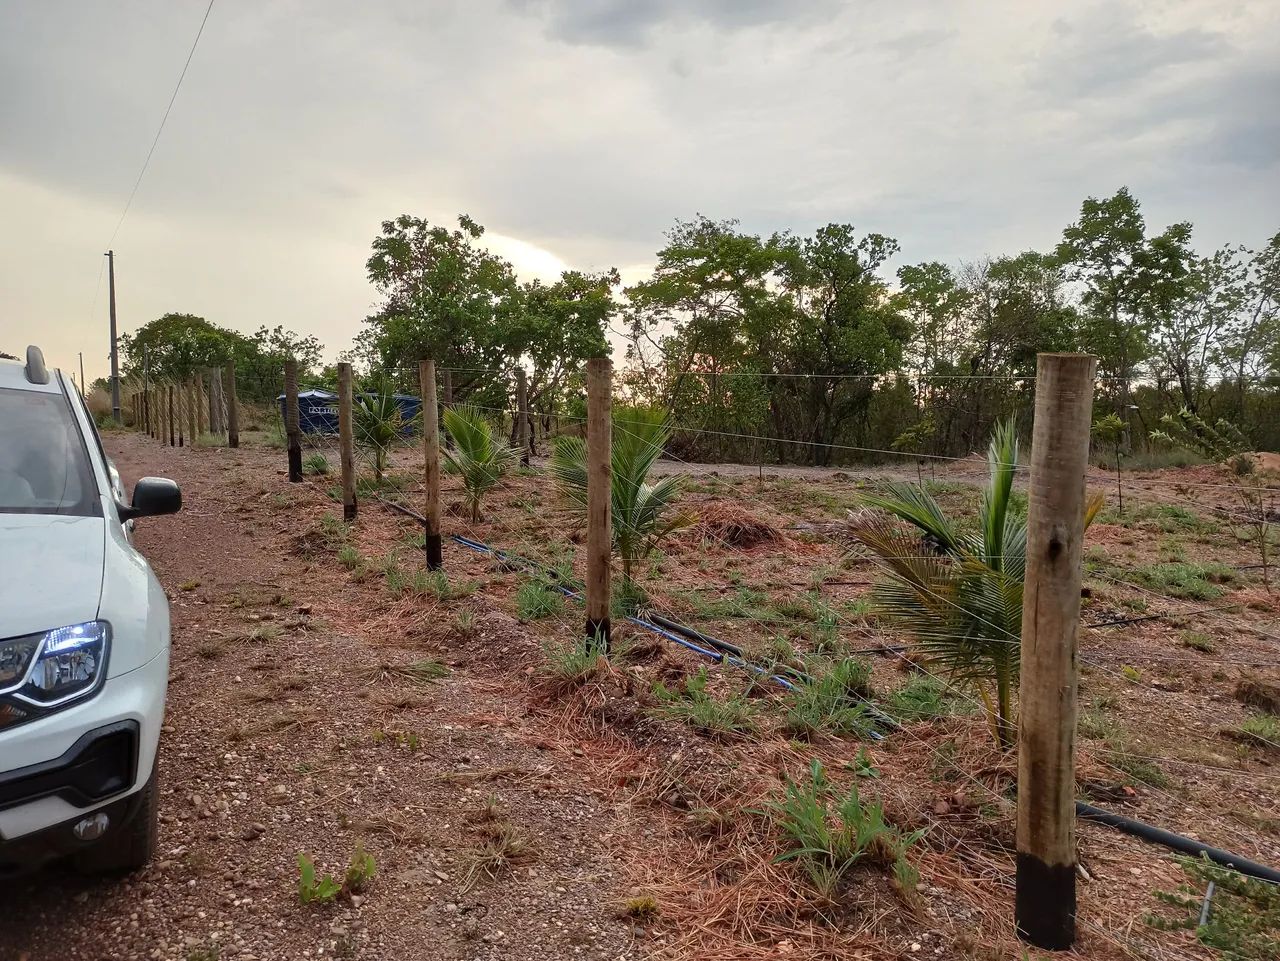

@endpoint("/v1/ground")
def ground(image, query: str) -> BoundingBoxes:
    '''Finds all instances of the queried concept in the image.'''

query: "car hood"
[0,514,105,638]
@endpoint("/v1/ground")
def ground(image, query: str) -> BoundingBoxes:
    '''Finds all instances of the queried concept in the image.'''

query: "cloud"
[1032,6,1228,99]
[508,0,839,48]
[1,0,1278,385]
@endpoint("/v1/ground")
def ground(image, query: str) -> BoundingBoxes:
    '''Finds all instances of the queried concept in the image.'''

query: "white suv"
[0,347,179,875]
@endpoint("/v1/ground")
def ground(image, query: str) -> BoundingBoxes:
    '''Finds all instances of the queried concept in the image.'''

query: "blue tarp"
[278,389,421,436]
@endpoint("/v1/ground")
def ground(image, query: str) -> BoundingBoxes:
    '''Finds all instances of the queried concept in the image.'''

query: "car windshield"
[0,386,100,516]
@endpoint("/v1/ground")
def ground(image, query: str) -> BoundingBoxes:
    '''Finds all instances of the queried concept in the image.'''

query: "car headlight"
[0,621,110,709]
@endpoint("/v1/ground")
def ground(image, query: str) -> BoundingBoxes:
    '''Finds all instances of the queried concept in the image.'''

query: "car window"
[0,386,101,516]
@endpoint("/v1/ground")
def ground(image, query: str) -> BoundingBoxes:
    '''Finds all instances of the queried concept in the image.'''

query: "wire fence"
[116,356,1280,953]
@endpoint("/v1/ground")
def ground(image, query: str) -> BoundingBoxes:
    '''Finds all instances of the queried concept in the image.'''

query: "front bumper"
[0,785,147,878]
[0,646,167,848]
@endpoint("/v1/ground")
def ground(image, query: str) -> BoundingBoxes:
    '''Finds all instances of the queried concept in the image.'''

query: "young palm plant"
[442,405,518,522]
[550,406,694,597]
[353,384,404,483]
[847,419,1101,749]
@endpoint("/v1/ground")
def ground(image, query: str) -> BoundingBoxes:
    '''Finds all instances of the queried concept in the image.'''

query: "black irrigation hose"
[367,499,1280,886]
[1076,802,1280,885]
[643,612,901,732]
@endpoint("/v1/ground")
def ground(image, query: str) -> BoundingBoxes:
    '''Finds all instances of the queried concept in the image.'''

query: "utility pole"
[106,250,121,425]
[78,352,86,398]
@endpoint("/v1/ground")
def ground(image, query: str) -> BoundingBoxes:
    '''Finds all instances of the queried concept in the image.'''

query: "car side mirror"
[119,477,182,521]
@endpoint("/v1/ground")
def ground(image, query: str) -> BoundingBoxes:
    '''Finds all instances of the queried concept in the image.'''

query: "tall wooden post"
[515,367,530,468]
[167,384,175,447]
[1016,352,1097,951]
[441,367,454,407]
[208,368,225,436]
[419,360,443,570]
[338,362,357,521]
[186,377,197,446]
[225,363,240,448]
[194,371,206,437]
[584,357,612,650]
[284,358,302,482]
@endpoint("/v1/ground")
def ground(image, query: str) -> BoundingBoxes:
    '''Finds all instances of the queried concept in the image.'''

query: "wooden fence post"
[208,367,225,436]
[195,371,206,438]
[585,357,612,650]
[515,367,530,467]
[284,358,302,482]
[1016,352,1097,951]
[420,360,443,569]
[186,377,197,446]
[167,384,176,447]
[225,363,240,448]
[338,362,357,521]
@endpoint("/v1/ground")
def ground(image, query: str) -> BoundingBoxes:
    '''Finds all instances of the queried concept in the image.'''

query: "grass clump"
[1237,714,1280,750]
[538,637,610,693]
[884,674,964,723]
[1128,561,1236,600]
[337,545,363,571]
[461,822,534,891]
[783,658,874,738]
[1148,855,1279,959]
[516,580,566,620]
[359,659,449,685]
[763,759,923,900]
[653,667,756,736]
[303,452,330,475]
[1181,630,1217,653]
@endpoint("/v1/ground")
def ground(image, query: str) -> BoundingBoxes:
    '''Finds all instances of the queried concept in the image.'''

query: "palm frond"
[442,405,517,520]
[859,482,967,555]
[551,406,691,583]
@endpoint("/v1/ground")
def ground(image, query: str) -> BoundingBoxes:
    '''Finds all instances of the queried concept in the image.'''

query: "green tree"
[774,225,910,465]
[1056,187,1195,425]
[360,214,517,386]
[506,269,616,443]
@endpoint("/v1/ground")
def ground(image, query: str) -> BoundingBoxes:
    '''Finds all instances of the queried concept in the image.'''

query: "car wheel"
[75,760,160,874]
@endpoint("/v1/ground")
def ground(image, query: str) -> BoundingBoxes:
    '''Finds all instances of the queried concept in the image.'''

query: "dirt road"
[2,434,643,961]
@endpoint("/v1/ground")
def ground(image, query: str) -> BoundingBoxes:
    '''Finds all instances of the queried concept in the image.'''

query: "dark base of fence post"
[425,533,443,570]
[288,446,302,482]
[343,500,357,522]
[585,617,611,653]
[1015,853,1076,950]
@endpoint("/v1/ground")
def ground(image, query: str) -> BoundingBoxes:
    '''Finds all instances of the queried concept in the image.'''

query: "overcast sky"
[2,0,1277,383]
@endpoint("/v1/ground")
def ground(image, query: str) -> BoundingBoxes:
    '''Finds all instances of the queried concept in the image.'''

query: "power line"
[107,0,216,247]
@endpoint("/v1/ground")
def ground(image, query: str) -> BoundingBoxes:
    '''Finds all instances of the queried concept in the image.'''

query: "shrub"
[1148,856,1279,958]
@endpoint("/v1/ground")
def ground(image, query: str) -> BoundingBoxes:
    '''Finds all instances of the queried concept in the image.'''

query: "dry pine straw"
[288,466,1261,961]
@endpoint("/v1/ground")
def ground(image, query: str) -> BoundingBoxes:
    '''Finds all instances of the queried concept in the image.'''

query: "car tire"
[75,760,160,874]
